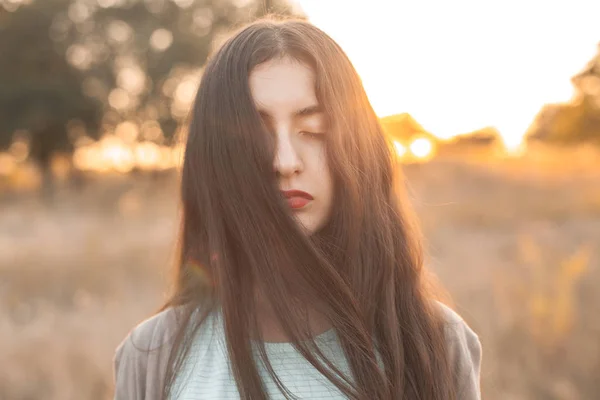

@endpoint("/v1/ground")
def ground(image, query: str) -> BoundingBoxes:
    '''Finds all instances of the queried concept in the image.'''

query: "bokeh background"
[1,0,599,399]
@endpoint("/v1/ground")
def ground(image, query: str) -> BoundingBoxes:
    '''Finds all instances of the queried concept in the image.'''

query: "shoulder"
[437,301,480,348]
[115,307,182,364]
[436,301,482,399]
[113,307,183,400]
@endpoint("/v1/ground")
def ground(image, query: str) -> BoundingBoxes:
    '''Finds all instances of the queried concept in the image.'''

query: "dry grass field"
[1,146,599,399]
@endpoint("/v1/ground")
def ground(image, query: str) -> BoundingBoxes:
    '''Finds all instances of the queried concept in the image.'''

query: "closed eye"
[299,131,325,139]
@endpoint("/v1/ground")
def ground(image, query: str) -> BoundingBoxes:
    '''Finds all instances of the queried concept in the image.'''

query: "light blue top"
[170,309,352,399]
[113,302,482,400]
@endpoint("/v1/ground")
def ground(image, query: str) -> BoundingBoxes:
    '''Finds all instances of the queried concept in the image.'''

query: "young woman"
[113,17,482,400]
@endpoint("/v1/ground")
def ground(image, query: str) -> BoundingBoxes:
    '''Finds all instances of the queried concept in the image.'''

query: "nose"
[273,132,302,177]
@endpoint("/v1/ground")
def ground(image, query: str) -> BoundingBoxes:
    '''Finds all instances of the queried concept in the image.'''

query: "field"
[1,146,599,399]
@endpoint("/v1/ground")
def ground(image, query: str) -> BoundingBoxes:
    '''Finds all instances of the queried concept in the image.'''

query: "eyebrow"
[258,104,323,120]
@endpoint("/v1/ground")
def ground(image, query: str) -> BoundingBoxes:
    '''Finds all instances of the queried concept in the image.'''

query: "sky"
[294,0,600,147]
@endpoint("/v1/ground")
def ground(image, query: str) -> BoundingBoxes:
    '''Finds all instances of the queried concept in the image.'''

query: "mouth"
[281,190,313,210]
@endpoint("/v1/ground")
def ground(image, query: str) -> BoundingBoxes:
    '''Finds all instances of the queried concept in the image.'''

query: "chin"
[294,217,315,236]
[299,218,328,237]
[298,222,315,236]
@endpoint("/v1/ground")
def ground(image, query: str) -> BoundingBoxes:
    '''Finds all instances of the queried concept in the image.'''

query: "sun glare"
[410,138,433,159]
[73,134,182,173]
[295,0,600,149]
[392,138,434,161]
[393,140,406,157]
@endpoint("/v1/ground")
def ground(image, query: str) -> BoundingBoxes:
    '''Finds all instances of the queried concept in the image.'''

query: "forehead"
[249,57,318,115]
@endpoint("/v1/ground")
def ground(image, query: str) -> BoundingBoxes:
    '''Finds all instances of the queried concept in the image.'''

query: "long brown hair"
[160,16,455,400]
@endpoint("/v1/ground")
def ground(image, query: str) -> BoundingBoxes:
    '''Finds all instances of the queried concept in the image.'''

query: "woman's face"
[249,57,333,235]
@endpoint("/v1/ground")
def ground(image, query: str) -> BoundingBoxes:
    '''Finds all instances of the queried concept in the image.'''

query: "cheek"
[304,142,332,198]
[316,148,333,199]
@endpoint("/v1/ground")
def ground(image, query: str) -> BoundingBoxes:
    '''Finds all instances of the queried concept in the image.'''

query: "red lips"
[281,190,313,209]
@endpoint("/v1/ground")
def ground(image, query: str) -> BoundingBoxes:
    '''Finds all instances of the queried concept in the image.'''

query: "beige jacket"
[113,304,482,399]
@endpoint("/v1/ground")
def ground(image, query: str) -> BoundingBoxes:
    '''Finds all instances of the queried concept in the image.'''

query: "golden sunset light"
[295,0,600,151]
[3,2,600,399]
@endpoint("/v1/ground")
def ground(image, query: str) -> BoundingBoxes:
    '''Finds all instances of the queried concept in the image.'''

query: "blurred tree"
[529,43,600,145]
[572,43,600,104]
[0,0,303,194]
[50,0,302,144]
[569,44,600,144]
[0,0,102,195]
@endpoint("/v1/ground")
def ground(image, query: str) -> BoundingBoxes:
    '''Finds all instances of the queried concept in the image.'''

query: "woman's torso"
[170,309,353,400]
